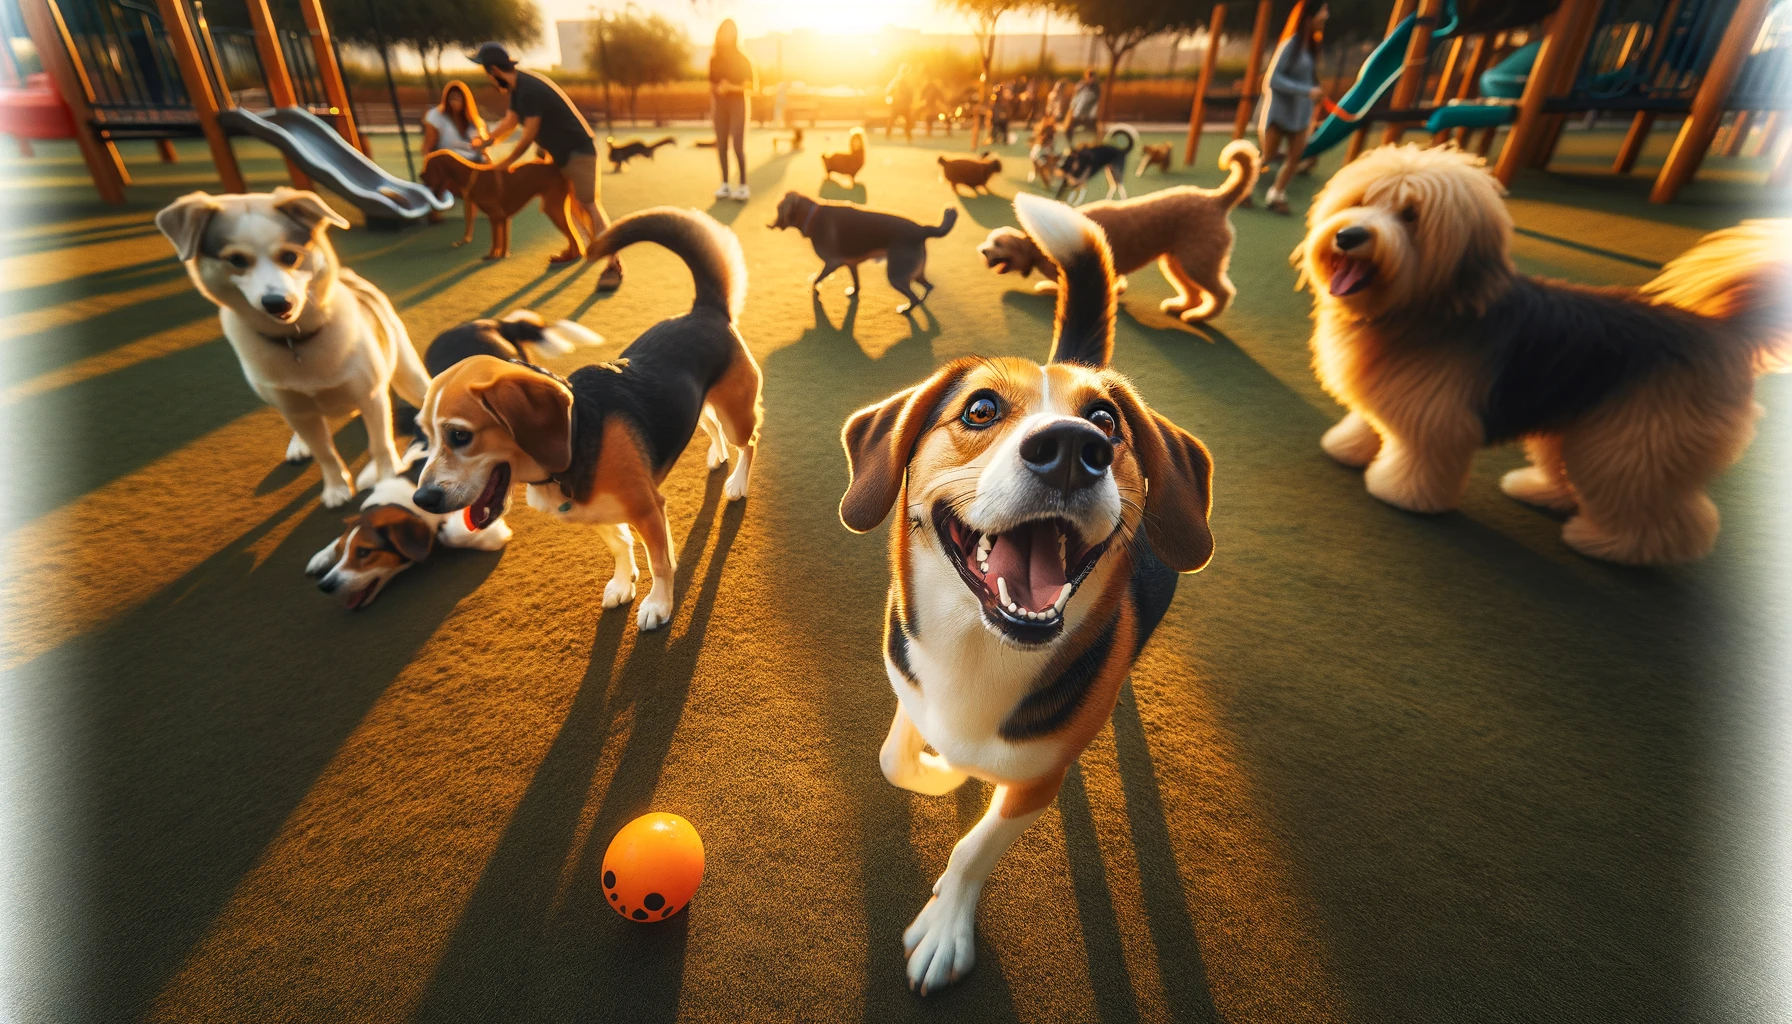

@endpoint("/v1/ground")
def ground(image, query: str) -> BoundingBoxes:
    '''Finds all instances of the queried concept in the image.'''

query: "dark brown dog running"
[421,150,584,264]
[938,153,1003,194]
[770,192,956,313]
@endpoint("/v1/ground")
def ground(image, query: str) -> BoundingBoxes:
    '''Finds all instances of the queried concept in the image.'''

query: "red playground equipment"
[0,72,77,153]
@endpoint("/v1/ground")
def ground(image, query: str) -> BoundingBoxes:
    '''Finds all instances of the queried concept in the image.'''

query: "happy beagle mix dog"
[840,192,1215,994]
[157,188,428,508]
[413,207,761,631]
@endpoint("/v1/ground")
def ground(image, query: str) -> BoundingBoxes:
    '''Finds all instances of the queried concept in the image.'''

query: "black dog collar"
[258,323,324,360]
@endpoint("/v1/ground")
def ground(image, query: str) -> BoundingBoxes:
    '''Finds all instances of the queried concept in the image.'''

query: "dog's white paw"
[1321,413,1382,469]
[285,433,312,463]
[635,584,673,630]
[724,463,752,502]
[470,517,513,550]
[603,574,638,609]
[903,884,979,995]
[319,471,355,509]
[354,460,383,491]
[1364,456,1457,514]
[706,443,729,470]
[305,542,340,577]
[1500,467,1578,512]
[882,748,968,796]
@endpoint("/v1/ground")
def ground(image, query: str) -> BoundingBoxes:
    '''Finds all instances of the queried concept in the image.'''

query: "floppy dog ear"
[839,365,968,534]
[272,187,350,234]
[1108,378,1214,573]
[372,509,436,563]
[475,371,574,473]
[155,191,223,262]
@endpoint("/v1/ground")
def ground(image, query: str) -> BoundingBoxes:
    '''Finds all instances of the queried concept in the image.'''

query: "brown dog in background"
[421,150,584,264]
[939,153,1003,195]
[822,127,867,186]
[1136,142,1173,176]
[977,139,1259,322]
[773,126,806,153]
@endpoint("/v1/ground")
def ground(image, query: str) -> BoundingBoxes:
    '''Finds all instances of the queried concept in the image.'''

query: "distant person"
[1047,78,1072,127]
[1259,1,1329,215]
[422,80,489,161]
[918,78,948,135]
[710,19,756,200]
[886,64,915,142]
[1067,70,1100,144]
[468,42,622,291]
[988,84,1012,145]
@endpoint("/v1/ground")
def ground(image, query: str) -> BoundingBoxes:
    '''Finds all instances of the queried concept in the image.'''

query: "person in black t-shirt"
[467,42,623,292]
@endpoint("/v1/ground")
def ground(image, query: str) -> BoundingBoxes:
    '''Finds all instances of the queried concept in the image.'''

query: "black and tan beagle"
[838,192,1215,994]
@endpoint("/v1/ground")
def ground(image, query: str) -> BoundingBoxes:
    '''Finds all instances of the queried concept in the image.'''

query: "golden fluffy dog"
[1298,144,1792,565]
[978,139,1259,322]
[841,192,1214,993]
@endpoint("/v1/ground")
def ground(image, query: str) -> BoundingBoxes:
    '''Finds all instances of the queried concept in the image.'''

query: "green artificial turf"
[2,124,1789,1023]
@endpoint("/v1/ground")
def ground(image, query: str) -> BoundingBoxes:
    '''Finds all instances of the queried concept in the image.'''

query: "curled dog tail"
[926,207,959,238]
[1105,124,1139,155]
[1214,139,1261,209]
[650,135,676,152]
[1641,218,1792,372]
[584,207,748,322]
[497,308,604,358]
[1014,192,1116,369]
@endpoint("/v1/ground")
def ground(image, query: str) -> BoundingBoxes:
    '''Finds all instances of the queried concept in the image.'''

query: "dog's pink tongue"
[1329,259,1373,296]
[986,523,1067,612]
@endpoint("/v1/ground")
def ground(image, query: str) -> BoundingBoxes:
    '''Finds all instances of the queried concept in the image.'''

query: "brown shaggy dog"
[977,139,1258,322]
[822,127,868,186]
[1297,144,1792,565]
[939,153,1003,194]
[421,150,583,263]
[1135,142,1173,176]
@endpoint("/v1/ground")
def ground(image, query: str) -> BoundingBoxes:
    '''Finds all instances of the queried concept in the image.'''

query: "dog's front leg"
[354,387,404,489]
[811,260,843,292]
[1363,427,1477,514]
[456,202,476,247]
[905,773,1062,994]
[1321,410,1383,468]
[284,411,354,507]
[631,501,676,630]
[305,535,343,577]
[595,522,639,609]
[879,702,967,796]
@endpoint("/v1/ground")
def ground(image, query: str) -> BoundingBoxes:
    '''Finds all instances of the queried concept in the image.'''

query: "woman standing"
[1259,1,1328,214]
[710,19,756,201]
[421,81,489,225]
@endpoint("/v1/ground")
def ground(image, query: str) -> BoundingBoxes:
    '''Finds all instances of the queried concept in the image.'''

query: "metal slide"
[218,106,450,222]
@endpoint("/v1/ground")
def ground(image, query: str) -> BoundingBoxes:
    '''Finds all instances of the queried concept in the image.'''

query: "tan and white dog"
[157,188,428,507]
[1297,145,1792,564]
[840,192,1215,993]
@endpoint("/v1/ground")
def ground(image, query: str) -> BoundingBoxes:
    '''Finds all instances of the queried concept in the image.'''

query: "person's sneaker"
[714,183,733,200]
[596,259,624,293]
[731,183,751,201]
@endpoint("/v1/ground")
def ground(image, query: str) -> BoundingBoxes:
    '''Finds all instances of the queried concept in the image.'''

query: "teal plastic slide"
[217,107,451,223]
[1419,41,1536,135]
[1300,13,1433,157]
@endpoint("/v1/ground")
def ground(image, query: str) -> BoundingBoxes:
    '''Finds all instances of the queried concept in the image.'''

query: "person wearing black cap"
[467,41,623,291]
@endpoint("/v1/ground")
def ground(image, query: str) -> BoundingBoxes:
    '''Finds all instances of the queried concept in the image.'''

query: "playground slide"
[1422,42,1538,134]
[217,107,450,223]
[1300,14,1429,159]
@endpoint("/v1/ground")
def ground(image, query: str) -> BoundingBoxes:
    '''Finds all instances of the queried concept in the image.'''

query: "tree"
[940,0,1037,147]
[586,7,692,126]
[321,0,540,93]
[1050,0,1206,127]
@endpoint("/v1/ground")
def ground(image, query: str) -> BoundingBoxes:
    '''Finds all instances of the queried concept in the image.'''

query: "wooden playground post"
[296,0,360,150]
[1184,4,1227,166]
[1381,0,1446,145]
[1613,0,1687,172]
[245,0,309,188]
[1719,110,1753,156]
[1345,0,1418,160]
[1493,0,1597,184]
[1528,0,1603,167]
[18,0,128,203]
[1433,37,1465,108]
[1651,0,1772,202]
[1437,34,1489,144]
[1232,0,1274,140]
[155,0,246,193]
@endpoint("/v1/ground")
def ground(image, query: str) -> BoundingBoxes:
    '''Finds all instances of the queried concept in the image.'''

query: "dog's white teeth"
[997,576,1012,608]
[979,561,990,574]
[976,535,992,560]
[1054,584,1073,613]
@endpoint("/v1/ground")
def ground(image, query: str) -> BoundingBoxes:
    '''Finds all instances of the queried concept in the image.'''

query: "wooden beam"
[1380,0,1443,148]
[1185,4,1228,165]
[1433,37,1465,109]
[18,0,127,203]
[1767,123,1791,186]
[1719,109,1753,156]
[1613,111,1656,172]
[154,0,246,193]
[295,0,360,149]
[244,0,309,188]
[1525,0,1604,168]
[1755,111,1783,158]
[1437,33,1490,144]
[1651,0,1772,202]
[1493,0,1597,184]
[1232,0,1274,139]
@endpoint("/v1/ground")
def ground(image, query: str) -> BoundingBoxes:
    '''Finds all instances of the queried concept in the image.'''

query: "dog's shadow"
[818,179,867,204]
[955,190,1014,229]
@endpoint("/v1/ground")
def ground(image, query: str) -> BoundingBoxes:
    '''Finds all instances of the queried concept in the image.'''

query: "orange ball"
[601,812,705,922]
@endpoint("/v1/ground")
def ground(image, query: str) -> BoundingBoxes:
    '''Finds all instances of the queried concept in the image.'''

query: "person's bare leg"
[1266,127,1309,214]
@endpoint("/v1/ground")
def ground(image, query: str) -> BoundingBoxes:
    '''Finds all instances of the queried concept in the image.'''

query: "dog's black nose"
[317,575,339,595]
[1019,420,1114,494]
[413,485,447,513]
[261,294,293,318]
[1334,226,1372,251]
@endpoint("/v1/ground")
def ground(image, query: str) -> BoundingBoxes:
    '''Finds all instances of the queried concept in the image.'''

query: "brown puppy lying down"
[839,192,1215,993]
[421,150,585,264]
[938,153,1002,194]
[977,139,1259,322]
[770,191,957,313]
[413,207,762,631]
[1136,141,1173,176]
[822,127,867,185]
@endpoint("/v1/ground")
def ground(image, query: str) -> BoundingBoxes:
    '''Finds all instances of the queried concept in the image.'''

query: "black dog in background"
[769,192,956,314]
[1056,125,1139,205]
[606,136,676,172]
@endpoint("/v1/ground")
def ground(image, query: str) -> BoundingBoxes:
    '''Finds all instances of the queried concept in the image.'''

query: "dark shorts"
[560,151,598,204]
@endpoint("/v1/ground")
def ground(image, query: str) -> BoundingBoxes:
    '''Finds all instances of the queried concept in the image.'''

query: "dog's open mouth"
[1329,257,1376,296]
[466,463,512,530]
[344,578,383,611]
[934,506,1108,643]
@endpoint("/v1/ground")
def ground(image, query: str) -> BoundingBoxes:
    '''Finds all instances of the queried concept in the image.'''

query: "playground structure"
[0,0,445,220]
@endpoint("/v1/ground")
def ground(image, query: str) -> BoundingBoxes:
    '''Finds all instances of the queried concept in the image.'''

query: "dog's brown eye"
[1399,205,1418,224]
[961,392,1000,429]
[446,427,474,448]
[225,252,251,269]
[1086,407,1117,436]
[277,249,302,267]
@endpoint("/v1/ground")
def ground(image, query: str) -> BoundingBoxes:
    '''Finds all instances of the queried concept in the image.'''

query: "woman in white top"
[421,80,490,161]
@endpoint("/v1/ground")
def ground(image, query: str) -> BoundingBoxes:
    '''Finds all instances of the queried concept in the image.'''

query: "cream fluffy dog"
[158,188,428,508]
[1297,145,1791,565]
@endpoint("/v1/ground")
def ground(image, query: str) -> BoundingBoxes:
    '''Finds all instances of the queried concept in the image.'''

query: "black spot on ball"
[644,892,665,911]
[632,909,648,921]
[603,870,616,889]
[609,893,618,901]
[661,908,671,918]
